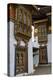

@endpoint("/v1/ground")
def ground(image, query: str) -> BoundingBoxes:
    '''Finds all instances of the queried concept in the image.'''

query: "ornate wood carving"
[14,5,32,42]
[39,46,48,64]
[8,4,32,75]
[15,5,32,74]
[16,46,28,74]
[34,19,48,44]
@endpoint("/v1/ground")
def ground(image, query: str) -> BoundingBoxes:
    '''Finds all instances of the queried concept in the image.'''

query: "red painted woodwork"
[8,4,16,20]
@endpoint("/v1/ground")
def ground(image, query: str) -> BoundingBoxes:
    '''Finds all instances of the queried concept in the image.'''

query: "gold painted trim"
[34,19,48,24]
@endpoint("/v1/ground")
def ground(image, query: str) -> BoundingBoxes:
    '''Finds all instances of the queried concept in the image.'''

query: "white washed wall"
[47,34,52,63]
[9,21,17,76]
[28,38,33,73]
[32,37,39,66]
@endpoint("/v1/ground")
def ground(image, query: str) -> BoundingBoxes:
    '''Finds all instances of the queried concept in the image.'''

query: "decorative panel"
[24,11,27,24]
[15,46,28,74]
[27,15,30,26]
[18,9,23,22]
[38,23,47,43]
[14,5,32,41]
[14,6,31,74]
[34,20,48,44]
[39,46,48,64]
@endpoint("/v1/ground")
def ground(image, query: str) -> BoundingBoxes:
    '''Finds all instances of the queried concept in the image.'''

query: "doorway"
[15,46,28,75]
[39,46,48,64]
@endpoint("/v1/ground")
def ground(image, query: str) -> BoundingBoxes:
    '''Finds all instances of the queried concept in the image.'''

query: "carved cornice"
[15,32,31,44]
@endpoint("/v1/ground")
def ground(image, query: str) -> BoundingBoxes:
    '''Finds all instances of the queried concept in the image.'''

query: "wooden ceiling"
[8,3,51,25]
[32,5,51,21]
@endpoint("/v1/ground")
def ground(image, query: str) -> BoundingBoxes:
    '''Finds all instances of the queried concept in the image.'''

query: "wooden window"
[38,23,47,43]
[24,12,27,24]
[18,9,22,22]
[27,15,30,26]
